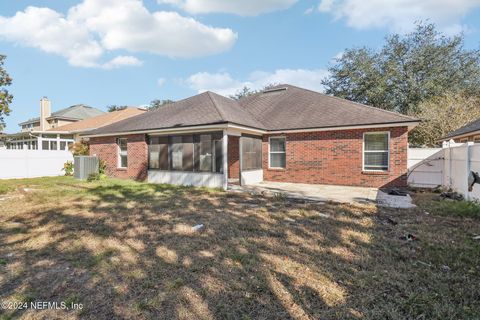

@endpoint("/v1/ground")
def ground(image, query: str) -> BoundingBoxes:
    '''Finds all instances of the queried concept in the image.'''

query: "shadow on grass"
[0,179,479,319]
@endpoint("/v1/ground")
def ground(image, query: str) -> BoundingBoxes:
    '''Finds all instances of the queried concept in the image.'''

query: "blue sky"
[1,0,480,133]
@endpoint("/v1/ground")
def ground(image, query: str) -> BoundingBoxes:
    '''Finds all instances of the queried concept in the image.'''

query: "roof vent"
[262,87,288,94]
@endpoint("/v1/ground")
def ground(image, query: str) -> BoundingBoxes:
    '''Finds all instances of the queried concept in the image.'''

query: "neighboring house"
[5,97,104,150]
[85,84,420,190]
[440,118,480,143]
[47,107,147,142]
[0,132,5,149]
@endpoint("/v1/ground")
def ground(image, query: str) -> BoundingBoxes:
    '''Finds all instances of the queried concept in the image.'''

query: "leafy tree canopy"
[229,83,279,101]
[322,23,480,115]
[107,105,128,112]
[410,93,480,147]
[148,99,174,111]
[0,54,13,129]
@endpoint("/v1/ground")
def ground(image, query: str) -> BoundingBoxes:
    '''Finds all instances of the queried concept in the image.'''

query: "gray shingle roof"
[86,92,265,135]
[238,84,417,130]
[87,84,419,136]
[20,104,105,125]
[442,118,480,140]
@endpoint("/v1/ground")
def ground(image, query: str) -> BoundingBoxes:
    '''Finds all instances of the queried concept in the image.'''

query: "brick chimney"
[39,97,51,131]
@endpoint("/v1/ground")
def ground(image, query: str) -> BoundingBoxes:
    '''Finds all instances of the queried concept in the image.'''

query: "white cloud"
[0,6,103,67]
[102,56,143,69]
[157,78,166,86]
[185,69,329,96]
[158,0,298,16]
[317,0,480,33]
[0,0,237,68]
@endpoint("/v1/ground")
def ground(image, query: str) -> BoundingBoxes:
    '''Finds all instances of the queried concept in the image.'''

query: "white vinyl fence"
[0,149,73,179]
[408,142,480,201]
[408,148,443,188]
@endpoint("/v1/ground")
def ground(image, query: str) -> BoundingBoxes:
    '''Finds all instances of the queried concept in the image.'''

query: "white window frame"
[268,136,286,169]
[117,138,128,168]
[362,132,390,172]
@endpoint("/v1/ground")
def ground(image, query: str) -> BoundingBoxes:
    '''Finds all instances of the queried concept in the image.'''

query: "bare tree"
[410,93,480,147]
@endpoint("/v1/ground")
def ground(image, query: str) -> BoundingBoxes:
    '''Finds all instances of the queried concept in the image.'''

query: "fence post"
[466,142,474,201]
[442,141,451,188]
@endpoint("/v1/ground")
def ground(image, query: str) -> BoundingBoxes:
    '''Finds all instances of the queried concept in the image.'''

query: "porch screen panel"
[149,137,160,169]
[213,133,223,173]
[170,136,183,170]
[182,135,194,171]
[199,134,212,172]
[149,137,169,170]
[242,136,262,171]
[148,132,222,173]
[158,137,169,170]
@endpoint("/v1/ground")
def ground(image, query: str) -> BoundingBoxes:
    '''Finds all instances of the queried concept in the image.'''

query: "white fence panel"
[446,145,469,197]
[407,148,443,188]
[408,143,480,201]
[0,150,73,179]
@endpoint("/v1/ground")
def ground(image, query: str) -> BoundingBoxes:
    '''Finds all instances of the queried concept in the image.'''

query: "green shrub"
[87,173,100,182]
[69,140,89,156]
[99,159,107,175]
[62,161,74,176]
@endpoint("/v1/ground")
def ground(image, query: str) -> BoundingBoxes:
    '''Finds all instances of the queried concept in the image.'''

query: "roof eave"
[266,120,421,134]
[438,128,480,142]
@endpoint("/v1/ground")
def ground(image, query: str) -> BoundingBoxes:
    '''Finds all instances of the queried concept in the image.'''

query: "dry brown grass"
[0,177,479,319]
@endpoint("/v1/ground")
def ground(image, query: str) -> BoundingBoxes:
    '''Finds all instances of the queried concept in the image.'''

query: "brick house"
[85,85,419,190]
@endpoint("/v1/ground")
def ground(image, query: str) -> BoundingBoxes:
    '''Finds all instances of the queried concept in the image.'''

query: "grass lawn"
[0,177,479,319]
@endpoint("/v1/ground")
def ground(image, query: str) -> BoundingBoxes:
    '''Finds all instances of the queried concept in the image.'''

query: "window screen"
[364,132,389,171]
[269,137,286,168]
[197,134,213,172]
[242,136,262,170]
[117,138,128,168]
[148,137,169,170]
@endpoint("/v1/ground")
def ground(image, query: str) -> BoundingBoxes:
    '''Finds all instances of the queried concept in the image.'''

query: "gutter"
[83,120,420,138]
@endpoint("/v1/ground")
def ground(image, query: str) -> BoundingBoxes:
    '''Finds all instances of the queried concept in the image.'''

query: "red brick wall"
[89,134,148,181]
[262,127,409,188]
[228,135,240,179]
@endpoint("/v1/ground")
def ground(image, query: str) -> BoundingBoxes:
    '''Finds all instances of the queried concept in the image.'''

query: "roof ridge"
[206,91,228,121]
[209,91,268,129]
[284,84,416,120]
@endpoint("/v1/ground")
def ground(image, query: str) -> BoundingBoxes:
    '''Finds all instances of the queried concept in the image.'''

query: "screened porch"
[145,130,264,189]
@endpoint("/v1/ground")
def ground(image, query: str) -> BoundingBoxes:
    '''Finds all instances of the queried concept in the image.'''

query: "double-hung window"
[117,138,128,168]
[269,137,286,169]
[363,132,389,171]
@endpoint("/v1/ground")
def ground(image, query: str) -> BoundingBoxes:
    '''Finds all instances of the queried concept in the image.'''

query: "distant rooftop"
[48,107,146,133]
[442,118,480,140]
[19,104,105,125]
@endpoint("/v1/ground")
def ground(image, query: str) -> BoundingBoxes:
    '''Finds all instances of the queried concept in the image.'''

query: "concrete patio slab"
[229,181,416,208]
